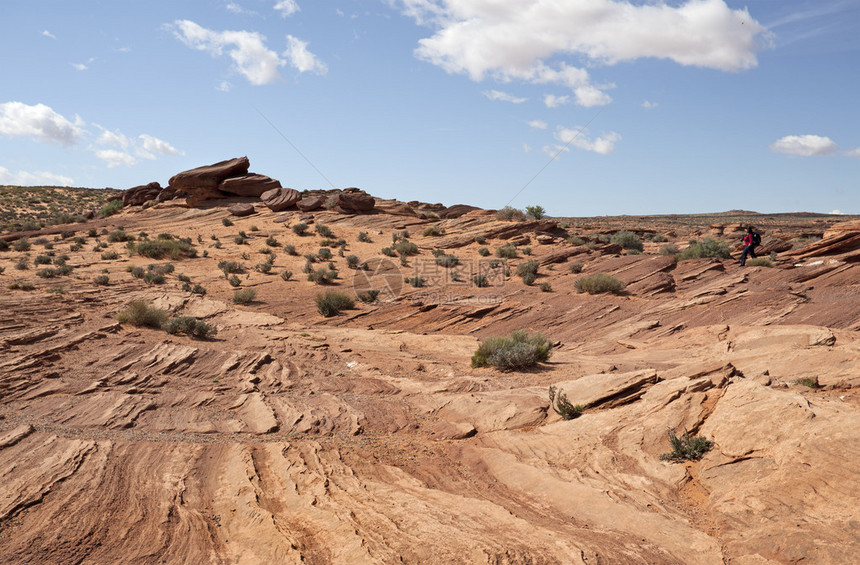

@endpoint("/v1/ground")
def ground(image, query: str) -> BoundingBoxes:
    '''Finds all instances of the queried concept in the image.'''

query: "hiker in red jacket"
[739,226,760,266]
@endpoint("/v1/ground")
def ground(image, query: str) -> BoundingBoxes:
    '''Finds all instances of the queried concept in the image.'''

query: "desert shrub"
[0,266,4,275]
[129,266,145,279]
[117,301,168,329]
[525,205,545,220]
[539,282,552,292]
[218,261,244,275]
[53,255,69,266]
[380,246,397,257]
[392,230,410,242]
[346,255,360,269]
[142,272,165,284]
[256,261,273,274]
[677,238,731,261]
[262,236,279,247]
[477,247,490,257]
[233,235,248,245]
[404,276,425,288]
[316,289,355,317]
[108,229,133,243]
[148,263,174,275]
[747,257,773,267]
[93,275,110,285]
[88,229,97,238]
[471,330,552,370]
[548,386,584,420]
[495,206,527,222]
[435,255,460,268]
[651,234,668,243]
[225,275,240,287]
[280,270,293,281]
[394,239,419,256]
[101,251,119,260]
[308,268,337,284]
[569,263,584,274]
[659,428,713,462]
[233,288,257,304]
[222,217,234,227]
[610,230,643,251]
[495,244,518,259]
[164,316,216,339]
[292,223,308,235]
[659,243,680,256]
[249,225,259,232]
[473,235,488,245]
[357,289,380,303]
[521,247,532,256]
[34,255,52,265]
[98,200,123,218]
[0,240,7,251]
[14,258,28,270]
[8,281,36,291]
[521,272,536,285]
[176,274,191,283]
[794,377,820,389]
[284,244,297,256]
[357,231,372,243]
[575,273,625,295]
[516,260,539,279]
[315,224,334,238]
[190,284,207,295]
[318,248,333,260]
[157,233,175,241]
[430,249,445,258]
[37,268,59,278]
[422,226,445,237]
[471,274,489,288]
[13,237,31,251]
[132,239,195,260]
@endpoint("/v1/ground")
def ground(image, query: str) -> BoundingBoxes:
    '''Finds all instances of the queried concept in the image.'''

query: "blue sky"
[1,0,858,215]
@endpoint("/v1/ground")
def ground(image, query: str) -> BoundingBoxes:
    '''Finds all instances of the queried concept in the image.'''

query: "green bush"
[98,200,123,218]
[308,268,337,284]
[222,217,234,227]
[284,244,297,256]
[108,229,133,243]
[93,275,110,285]
[495,206,527,222]
[164,316,216,339]
[228,275,241,287]
[548,386,583,420]
[318,248,333,260]
[190,284,207,295]
[292,223,308,235]
[394,239,419,256]
[435,255,460,268]
[143,272,165,284]
[471,330,553,370]
[405,276,425,288]
[495,244,518,259]
[677,238,731,261]
[132,239,196,260]
[747,257,773,267]
[117,301,168,329]
[101,251,119,260]
[34,255,52,265]
[478,247,490,257]
[610,230,643,251]
[233,288,257,304]
[357,289,380,303]
[129,266,145,279]
[659,243,680,256]
[0,239,8,251]
[218,261,244,275]
[381,246,397,257]
[575,273,625,295]
[358,231,372,243]
[13,237,31,251]
[794,377,820,389]
[659,428,713,462]
[475,235,487,244]
[516,260,539,279]
[539,282,552,292]
[8,281,35,291]
[316,289,355,317]
[280,270,293,281]
[14,258,28,270]
[346,255,360,269]
[652,234,668,243]
[422,226,445,237]
[525,205,545,220]
[569,263,584,274]
[315,224,334,238]
[472,274,489,288]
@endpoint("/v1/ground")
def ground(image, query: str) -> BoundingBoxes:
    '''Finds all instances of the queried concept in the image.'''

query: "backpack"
[752,232,761,246]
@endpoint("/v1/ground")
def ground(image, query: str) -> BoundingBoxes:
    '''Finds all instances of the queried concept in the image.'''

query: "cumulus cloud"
[169,20,326,83]
[522,143,532,153]
[0,166,74,186]
[397,0,767,105]
[94,149,137,168]
[830,209,845,215]
[139,134,184,157]
[527,120,547,130]
[42,30,56,40]
[552,125,620,155]
[274,0,300,17]
[844,148,860,158]
[0,101,84,146]
[483,90,526,103]
[769,134,838,157]
[544,94,569,108]
[71,63,88,71]
[642,100,658,109]
[95,126,131,149]
[217,80,232,92]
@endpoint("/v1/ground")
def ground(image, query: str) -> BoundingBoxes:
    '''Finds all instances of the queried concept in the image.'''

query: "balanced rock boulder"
[122,182,162,206]
[296,195,325,212]
[261,187,302,212]
[219,174,281,198]
[228,203,256,217]
[335,189,375,214]
[170,157,250,205]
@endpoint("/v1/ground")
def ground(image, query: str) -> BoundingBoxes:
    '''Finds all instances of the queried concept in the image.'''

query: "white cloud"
[226,2,243,13]
[169,20,284,85]
[544,94,569,108]
[522,143,532,153]
[0,101,84,146]
[217,80,233,92]
[527,120,547,130]
[71,63,88,71]
[139,134,184,157]
[274,0,300,17]
[95,126,131,149]
[397,0,767,105]
[169,21,326,83]
[42,30,56,40]
[830,209,845,215]
[769,134,838,157]
[844,148,860,158]
[0,166,74,186]
[483,90,526,103]
[94,149,137,168]
[283,35,327,74]
[554,126,620,155]
[642,100,658,110]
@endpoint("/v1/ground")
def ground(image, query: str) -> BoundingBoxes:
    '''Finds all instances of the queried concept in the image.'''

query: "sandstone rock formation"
[168,156,251,206]
[122,182,162,206]
[219,174,282,198]
[296,195,325,212]
[261,187,302,212]
[227,203,255,217]
[335,189,375,214]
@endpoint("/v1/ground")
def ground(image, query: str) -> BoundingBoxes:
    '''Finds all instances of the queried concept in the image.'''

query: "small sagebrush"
[495,206,527,222]
[233,288,257,304]
[132,239,196,260]
[677,238,731,261]
[316,290,355,317]
[574,273,625,295]
[548,386,584,420]
[496,244,518,259]
[164,316,216,339]
[471,330,552,370]
[117,301,169,329]
[610,230,643,251]
[660,428,713,462]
